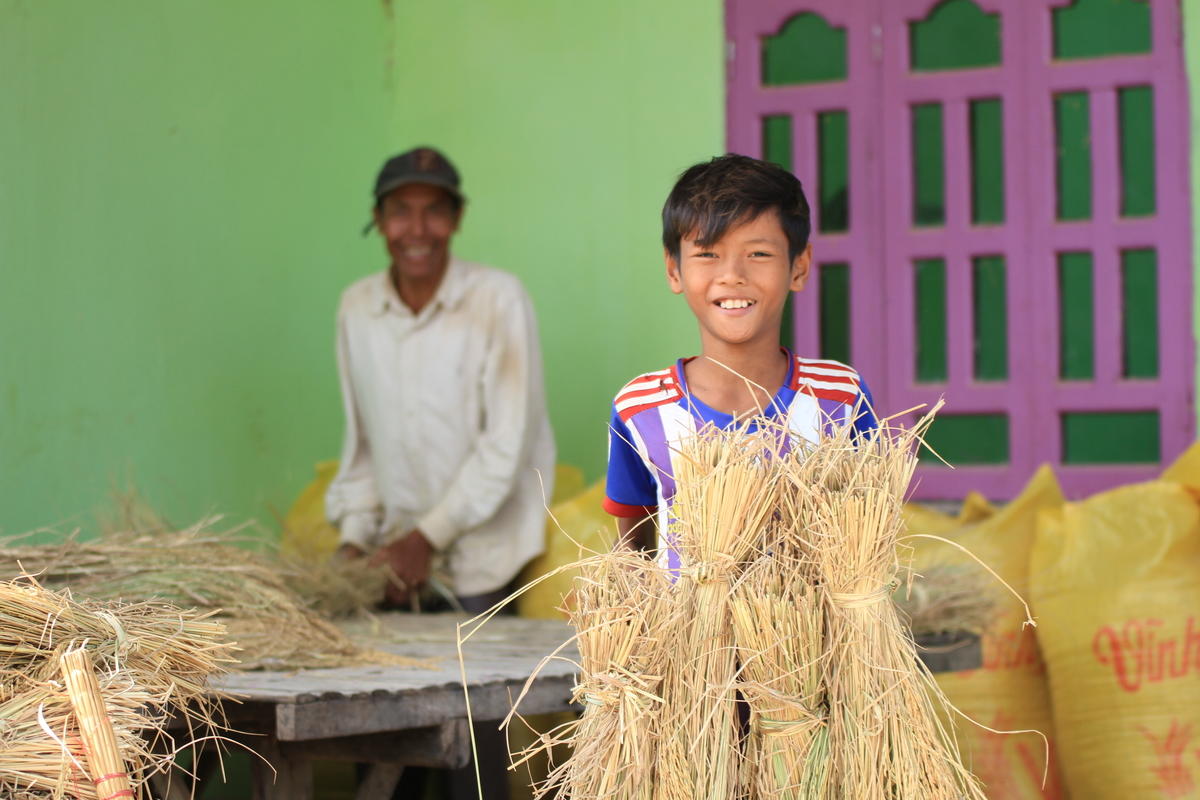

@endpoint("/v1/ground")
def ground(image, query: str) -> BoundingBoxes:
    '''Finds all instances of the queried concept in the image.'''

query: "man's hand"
[370,529,434,608]
[335,543,367,561]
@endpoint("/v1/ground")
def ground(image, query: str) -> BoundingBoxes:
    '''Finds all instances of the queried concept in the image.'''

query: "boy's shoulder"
[612,366,683,423]
[790,355,867,406]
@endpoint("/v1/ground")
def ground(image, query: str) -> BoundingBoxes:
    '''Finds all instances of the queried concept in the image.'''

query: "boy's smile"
[666,210,810,350]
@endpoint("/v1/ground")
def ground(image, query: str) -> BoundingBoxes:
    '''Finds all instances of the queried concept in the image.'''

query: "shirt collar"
[372,256,470,317]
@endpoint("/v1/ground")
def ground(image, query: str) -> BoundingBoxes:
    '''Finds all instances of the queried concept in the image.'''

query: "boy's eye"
[750,251,772,258]
[693,251,718,259]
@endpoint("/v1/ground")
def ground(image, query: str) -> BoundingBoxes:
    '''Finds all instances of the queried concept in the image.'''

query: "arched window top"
[909,0,1001,72]
[761,12,846,86]
[1052,0,1150,60]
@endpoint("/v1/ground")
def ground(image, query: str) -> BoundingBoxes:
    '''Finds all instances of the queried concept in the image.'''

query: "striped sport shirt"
[603,351,877,571]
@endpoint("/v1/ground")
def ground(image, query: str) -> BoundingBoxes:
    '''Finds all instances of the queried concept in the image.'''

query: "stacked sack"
[1029,447,1200,799]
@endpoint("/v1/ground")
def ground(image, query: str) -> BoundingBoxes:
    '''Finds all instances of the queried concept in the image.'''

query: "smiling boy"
[604,154,877,562]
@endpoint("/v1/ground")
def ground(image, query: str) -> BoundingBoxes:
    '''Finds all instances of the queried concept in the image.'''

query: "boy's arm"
[617,513,656,551]
[604,408,659,552]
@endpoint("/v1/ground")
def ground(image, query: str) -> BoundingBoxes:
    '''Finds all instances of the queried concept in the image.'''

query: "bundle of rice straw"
[895,563,995,638]
[511,549,675,800]
[0,521,393,670]
[508,406,998,800]
[0,574,232,799]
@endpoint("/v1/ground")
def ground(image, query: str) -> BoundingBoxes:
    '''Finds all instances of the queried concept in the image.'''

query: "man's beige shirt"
[326,257,555,596]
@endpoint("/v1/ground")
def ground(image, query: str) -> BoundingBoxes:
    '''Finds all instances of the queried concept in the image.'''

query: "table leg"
[355,762,405,800]
[250,735,313,800]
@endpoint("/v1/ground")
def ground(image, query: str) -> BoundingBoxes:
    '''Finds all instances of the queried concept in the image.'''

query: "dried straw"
[0,520,397,670]
[0,575,233,800]
[507,404,996,799]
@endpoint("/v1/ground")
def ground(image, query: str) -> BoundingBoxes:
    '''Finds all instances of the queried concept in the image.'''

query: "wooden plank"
[275,673,576,741]
[279,720,470,768]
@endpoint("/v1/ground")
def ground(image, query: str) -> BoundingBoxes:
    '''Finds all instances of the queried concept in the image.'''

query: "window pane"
[1055,92,1092,221]
[923,413,1010,465]
[973,256,1007,380]
[1062,411,1159,463]
[970,98,1004,224]
[817,111,849,232]
[909,0,1001,72]
[913,103,945,227]
[915,258,948,382]
[1058,252,1094,380]
[1118,86,1155,217]
[819,263,850,364]
[762,13,847,86]
[762,114,792,172]
[1122,248,1158,378]
[1053,0,1151,60]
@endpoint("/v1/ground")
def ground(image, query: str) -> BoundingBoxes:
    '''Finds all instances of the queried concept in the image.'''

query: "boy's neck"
[683,338,790,419]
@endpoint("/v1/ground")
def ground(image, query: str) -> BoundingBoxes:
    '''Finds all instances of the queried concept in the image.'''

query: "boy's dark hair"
[662,154,811,262]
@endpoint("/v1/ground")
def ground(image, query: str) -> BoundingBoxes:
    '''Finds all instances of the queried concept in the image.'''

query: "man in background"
[327,146,555,800]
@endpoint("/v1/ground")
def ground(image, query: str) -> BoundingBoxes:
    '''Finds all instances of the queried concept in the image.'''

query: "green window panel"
[970,98,1005,225]
[915,258,947,383]
[909,0,1001,72]
[922,413,1010,465]
[1053,0,1151,60]
[1118,85,1155,217]
[762,13,847,86]
[973,256,1007,381]
[1055,92,1092,221]
[913,103,945,227]
[1122,248,1158,378]
[1061,411,1159,463]
[817,111,849,232]
[1058,252,1095,380]
[819,263,850,364]
[762,114,792,172]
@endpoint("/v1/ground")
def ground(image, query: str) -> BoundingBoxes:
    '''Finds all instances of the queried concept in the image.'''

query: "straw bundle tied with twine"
[497,403,1031,799]
[0,518,412,670]
[0,575,233,800]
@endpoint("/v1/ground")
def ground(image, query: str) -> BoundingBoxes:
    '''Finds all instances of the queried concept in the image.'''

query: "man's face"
[665,210,810,349]
[373,183,462,282]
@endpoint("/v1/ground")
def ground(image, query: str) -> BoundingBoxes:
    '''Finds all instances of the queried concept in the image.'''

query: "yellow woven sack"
[1030,480,1200,800]
[1162,440,1200,489]
[280,460,342,559]
[912,466,1067,799]
[516,479,616,619]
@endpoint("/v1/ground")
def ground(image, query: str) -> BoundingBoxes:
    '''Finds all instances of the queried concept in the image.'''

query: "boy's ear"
[789,243,813,292]
[665,249,684,294]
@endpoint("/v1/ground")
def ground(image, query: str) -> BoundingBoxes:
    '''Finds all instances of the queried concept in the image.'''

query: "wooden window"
[726,0,1194,498]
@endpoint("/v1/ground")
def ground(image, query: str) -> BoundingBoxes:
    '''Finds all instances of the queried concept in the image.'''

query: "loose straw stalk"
[60,647,135,800]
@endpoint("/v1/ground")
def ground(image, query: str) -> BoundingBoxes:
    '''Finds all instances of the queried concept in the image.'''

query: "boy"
[603,154,877,561]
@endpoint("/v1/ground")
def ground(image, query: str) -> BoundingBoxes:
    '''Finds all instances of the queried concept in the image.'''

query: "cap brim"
[373,176,464,204]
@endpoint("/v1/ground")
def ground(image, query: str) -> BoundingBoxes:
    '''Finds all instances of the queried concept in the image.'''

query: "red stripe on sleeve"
[603,497,658,518]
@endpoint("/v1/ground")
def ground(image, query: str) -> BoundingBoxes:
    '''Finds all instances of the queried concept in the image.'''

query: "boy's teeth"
[719,299,753,309]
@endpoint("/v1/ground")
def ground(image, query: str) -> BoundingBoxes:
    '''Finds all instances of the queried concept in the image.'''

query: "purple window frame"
[725,0,1195,499]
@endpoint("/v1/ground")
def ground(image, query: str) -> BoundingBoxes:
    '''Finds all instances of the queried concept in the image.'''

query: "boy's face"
[665,210,811,350]
[373,183,462,283]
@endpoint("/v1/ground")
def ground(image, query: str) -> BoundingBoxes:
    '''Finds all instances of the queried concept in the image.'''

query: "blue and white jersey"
[603,351,877,570]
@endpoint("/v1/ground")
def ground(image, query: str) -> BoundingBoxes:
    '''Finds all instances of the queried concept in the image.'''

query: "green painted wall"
[1,1,724,537]
[1,2,396,536]
[384,0,724,483]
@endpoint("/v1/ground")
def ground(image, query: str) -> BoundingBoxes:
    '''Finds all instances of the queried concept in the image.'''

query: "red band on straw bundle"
[95,772,129,783]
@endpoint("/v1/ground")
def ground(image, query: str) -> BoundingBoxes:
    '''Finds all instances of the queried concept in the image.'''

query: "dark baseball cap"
[373,146,464,205]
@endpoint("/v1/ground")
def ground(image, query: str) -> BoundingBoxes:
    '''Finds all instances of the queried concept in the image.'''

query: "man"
[328,146,555,611]
[326,147,555,800]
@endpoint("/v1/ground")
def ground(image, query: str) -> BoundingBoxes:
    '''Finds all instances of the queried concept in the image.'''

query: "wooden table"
[207,613,578,800]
